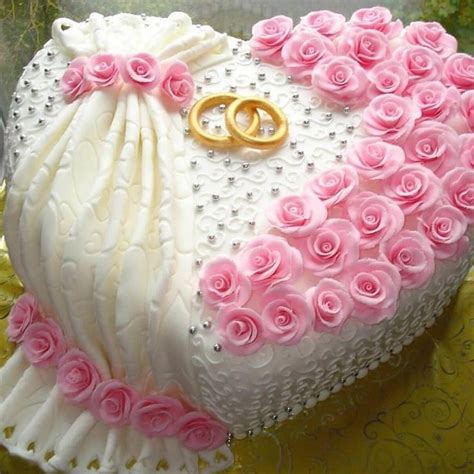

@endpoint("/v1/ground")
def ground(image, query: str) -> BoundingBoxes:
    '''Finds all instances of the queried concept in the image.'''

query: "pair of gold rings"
[188,93,288,150]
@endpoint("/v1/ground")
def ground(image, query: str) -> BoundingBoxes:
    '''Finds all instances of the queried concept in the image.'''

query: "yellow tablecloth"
[0,182,473,473]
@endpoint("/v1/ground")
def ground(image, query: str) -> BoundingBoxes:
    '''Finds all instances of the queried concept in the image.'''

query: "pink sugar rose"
[418,204,469,260]
[130,395,186,438]
[363,94,421,143]
[311,56,369,106]
[367,60,409,97]
[249,15,293,64]
[159,60,194,108]
[85,53,119,87]
[345,137,405,179]
[404,22,457,59]
[176,412,227,451]
[261,286,312,345]
[404,121,459,176]
[384,164,442,215]
[57,349,102,405]
[443,53,474,92]
[442,167,474,224]
[460,134,474,169]
[238,235,303,290]
[267,192,327,237]
[394,46,444,91]
[7,293,41,343]
[306,278,354,334]
[347,192,404,249]
[281,30,335,82]
[61,57,93,102]
[22,319,67,368]
[349,6,402,39]
[120,53,160,90]
[199,257,251,310]
[298,10,346,39]
[411,81,460,124]
[344,258,401,324]
[380,230,435,289]
[461,91,474,132]
[338,28,391,69]
[216,305,265,356]
[90,379,139,427]
[296,218,360,277]
[304,165,359,208]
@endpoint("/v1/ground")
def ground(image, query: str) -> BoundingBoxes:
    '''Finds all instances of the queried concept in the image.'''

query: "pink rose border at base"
[6,293,229,453]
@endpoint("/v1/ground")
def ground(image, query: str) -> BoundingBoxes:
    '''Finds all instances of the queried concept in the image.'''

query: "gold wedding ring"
[188,93,288,150]
[189,93,260,148]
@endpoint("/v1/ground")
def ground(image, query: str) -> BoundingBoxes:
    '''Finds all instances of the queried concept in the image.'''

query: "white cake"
[1,10,473,473]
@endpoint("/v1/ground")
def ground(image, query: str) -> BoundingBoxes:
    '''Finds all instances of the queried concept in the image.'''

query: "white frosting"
[1,11,473,473]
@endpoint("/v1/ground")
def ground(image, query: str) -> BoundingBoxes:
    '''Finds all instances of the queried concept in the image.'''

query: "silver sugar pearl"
[204,74,212,83]
[202,320,212,329]
[227,175,235,183]
[45,102,53,110]
[344,106,350,114]
[307,161,314,169]
[180,107,188,117]
[196,84,202,92]
[196,203,204,212]
[31,87,38,94]
[217,222,224,229]
[54,78,60,85]
[246,191,253,199]
[286,75,293,84]
[218,104,226,113]
[12,110,20,118]
[44,67,51,75]
[242,162,250,171]
[303,119,310,128]
[249,81,256,89]
[212,194,220,201]
[190,159,197,167]
[225,66,232,75]
[23,80,30,88]
[28,106,36,114]
[224,158,231,166]
[325,112,333,120]
[258,126,265,135]
[247,429,253,437]
[214,124,222,132]
[292,93,299,101]
[46,50,55,58]
[14,123,22,131]
[264,90,270,98]
[231,207,239,215]
[32,62,39,69]
[237,39,243,46]
[19,134,27,142]
[290,139,297,148]
[271,186,280,195]
[296,150,305,158]
[208,233,216,242]
[346,125,355,133]
[285,406,292,413]
[47,95,55,102]
[229,85,237,93]
[13,150,20,158]
[335,154,343,161]
[214,343,222,352]
[196,289,202,297]
[207,149,215,157]
[276,165,283,173]
[258,72,266,81]
[304,107,312,114]
[232,240,241,249]
[329,131,336,138]
[14,94,22,103]
[189,325,197,335]
[268,126,275,135]
[272,414,278,421]
[254,58,261,65]
[184,127,190,135]
[232,47,239,55]
[195,258,203,266]
[201,118,209,126]
[340,140,347,146]
[192,183,201,191]
[245,51,252,59]
[248,219,256,227]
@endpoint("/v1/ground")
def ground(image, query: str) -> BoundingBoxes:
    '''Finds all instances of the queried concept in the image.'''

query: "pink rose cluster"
[7,294,227,451]
[250,8,473,114]
[61,53,194,109]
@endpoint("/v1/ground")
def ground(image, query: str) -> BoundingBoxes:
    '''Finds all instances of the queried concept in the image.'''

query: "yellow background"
[0,183,473,473]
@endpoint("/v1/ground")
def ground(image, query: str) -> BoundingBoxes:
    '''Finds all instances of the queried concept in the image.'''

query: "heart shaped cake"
[1,8,473,473]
